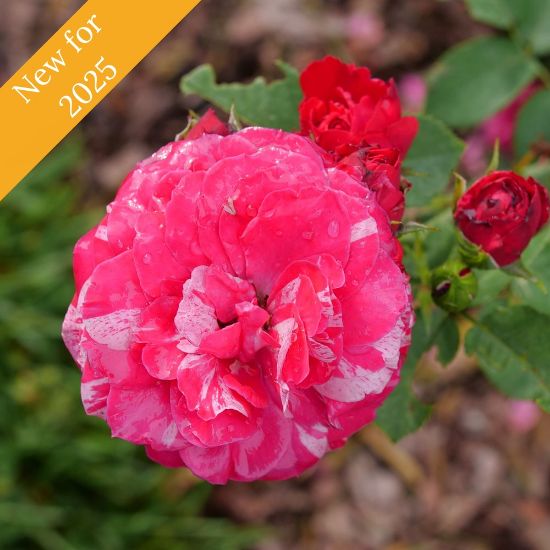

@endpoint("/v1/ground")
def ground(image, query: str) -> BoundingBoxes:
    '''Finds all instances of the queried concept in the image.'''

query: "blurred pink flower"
[481,83,539,155]
[398,73,427,114]
[507,400,542,433]
[344,11,385,48]
[462,134,490,177]
[462,82,539,177]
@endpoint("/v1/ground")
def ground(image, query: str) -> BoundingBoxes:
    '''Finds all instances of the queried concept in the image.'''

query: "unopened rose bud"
[431,261,478,313]
[454,171,549,267]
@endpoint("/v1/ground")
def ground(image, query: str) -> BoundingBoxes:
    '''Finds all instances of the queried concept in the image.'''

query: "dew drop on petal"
[302,231,314,240]
[275,230,283,237]
[246,204,258,217]
[328,220,340,238]
[143,253,153,265]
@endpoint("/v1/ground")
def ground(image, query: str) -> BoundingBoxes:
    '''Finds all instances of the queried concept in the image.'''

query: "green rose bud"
[431,260,478,313]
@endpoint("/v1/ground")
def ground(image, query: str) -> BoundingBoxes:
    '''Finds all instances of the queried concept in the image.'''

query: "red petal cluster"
[299,56,418,224]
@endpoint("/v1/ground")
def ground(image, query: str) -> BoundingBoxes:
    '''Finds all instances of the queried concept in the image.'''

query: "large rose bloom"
[62,128,413,483]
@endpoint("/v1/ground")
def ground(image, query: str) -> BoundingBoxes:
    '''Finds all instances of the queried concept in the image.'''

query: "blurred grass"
[0,137,263,550]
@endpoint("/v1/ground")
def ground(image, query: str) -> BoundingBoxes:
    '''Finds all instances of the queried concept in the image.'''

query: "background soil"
[1,1,549,549]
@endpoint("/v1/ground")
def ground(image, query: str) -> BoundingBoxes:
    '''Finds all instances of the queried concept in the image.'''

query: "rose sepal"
[457,232,492,269]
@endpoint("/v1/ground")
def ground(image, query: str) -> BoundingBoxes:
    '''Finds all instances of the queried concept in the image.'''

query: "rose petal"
[142,342,183,380]
[341,251,409,351]
[165,172,210,269]
[133,211,188,298]
[80,360,110,418]
[146,446,186,468]
[177,354,249,420]
[136,296,179,344]
[203,266,256,323]
[199,323,242,359]
[174,266,218,347]
[73,223,114,294]
[231,405,291,481]
[180,445,232,484]
[107,383,187,451]
[242,187,351,295]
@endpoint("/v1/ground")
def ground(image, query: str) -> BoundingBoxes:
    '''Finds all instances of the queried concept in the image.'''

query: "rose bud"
[180,108,231,141]
[337,146,408,223]
[298,56,418,160]
[454,171,549,267]
[431,261,478,314]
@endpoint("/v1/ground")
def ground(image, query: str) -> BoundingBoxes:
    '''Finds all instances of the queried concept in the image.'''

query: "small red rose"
[455,171,550,266]
[298,56,418,159]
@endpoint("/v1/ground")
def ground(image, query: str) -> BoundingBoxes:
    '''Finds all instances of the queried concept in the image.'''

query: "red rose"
[337,146,408,223]
[455,171,550,266]
[299,56,418,159]
[185,108,230,140]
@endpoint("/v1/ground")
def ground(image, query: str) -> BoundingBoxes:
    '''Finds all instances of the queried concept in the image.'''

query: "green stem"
[460,311,478,325]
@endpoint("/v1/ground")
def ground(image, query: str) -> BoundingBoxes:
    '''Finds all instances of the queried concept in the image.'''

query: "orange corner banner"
[0,0,202,201]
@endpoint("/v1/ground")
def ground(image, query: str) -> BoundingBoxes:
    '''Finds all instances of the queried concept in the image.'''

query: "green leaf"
[466,0,550,54]
[524,160,550,189]
[434,315,460,365]
[465,0,515,28]
[511,225,550,315]
[514,89,550,156]
[507,0,550,55]
[377,309,457,440]
[375,336,431,440]
[426,37,539,128]
[404,115,464,206]
[465,305,550,411]
[180,62,302,131]
[423,209,457,269]
[471,269,511,306]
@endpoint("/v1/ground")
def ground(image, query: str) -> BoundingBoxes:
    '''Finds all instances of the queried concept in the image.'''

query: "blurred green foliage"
[0,137,263,550]
[426,36,538,128]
